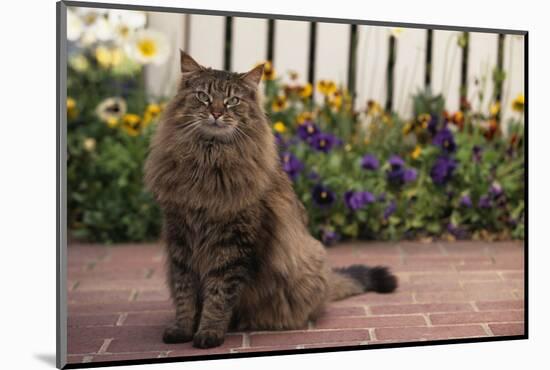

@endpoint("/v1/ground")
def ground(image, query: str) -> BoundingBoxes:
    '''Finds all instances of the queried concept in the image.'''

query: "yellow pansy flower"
[411,145,422,159]
[67,97,78,120]
[143,103,162,127]
[490,101,500,116]
[297,112,314,125]
[512,93,524,112]
[299,83,313,98]
[273,121,287,133]
[317,80,337,96]
[271,95,287,112]
[262,61,275,81]
[121,113,142,136]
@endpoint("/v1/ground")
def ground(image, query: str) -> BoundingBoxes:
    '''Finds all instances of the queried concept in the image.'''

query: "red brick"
[315,315,425,329]
[462,281,520,293]
[68,300,173,315]
[167,344,239,357]
[398,281,462,292]
[303,341,365,349]
[475,300,524,311]
[376,325,487,341]
[399,242,444,255]
[370,303,473,315]
[415,290,514,303]
[135,290,170,301]
[91,352,163,362]
[501,272,525,280]
[99,325,242,353]
[66,355,87,364]
[335,292,413,306]
[250,329,370,347]
[68,314,119,327]
[76,278,165,292]
[321,306,366,318]
[68,291,132,303]
[429,310,524,325]
[124,311,173,326]
[489,323,525,336]
[409,272,500,283]
[67,328,107,354]
[232,345,298,353]
[391,264,455,272]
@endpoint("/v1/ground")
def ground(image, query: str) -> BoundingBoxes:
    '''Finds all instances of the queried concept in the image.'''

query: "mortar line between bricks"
[481,323,494,336]
[368,328,377,341]
[98,338,114,354]
[422,313,432,327]
[242,333,250,348]
[128,289,139,301]
[437,242,448,256]
[82,355,93,363]
[396,245,406,265]
[116,312,128,326]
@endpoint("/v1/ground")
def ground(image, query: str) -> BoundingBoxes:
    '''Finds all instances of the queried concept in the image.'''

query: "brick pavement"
[66,240,525,364]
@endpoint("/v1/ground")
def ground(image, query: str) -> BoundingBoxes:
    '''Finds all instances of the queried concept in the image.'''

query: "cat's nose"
[211,112,223,120]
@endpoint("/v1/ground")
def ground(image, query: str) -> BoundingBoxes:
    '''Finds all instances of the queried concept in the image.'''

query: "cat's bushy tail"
[329,265,398,301]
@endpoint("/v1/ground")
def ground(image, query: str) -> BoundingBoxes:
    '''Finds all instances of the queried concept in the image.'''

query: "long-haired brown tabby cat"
[144,51,397,349]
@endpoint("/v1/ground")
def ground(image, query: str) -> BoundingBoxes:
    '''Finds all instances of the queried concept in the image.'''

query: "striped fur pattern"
[144,52,397,349]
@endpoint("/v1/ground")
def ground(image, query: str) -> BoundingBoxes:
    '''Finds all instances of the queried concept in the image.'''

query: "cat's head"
[163,51,267,144]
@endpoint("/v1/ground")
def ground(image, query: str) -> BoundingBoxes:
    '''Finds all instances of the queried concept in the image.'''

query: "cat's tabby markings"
[144,51,397,349]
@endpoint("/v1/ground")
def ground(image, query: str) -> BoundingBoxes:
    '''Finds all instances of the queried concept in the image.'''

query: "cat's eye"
[196,91,210,104]
[225,96,240,107]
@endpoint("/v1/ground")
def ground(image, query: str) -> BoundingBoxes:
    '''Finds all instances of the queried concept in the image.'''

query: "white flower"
[108,10,146,29]
[69,53,89,72]
[126,29,169,65]
[75,8,107,26]
[67,9,84,41]
[83,138,96,152]
[89,16,113,42]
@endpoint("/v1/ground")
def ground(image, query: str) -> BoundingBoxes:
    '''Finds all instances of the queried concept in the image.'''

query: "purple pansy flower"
[280,152,304,180]
[320,228,340,246]
[308,171,320,181]
[388,155,405,168]
[297,121,320,142]
[447,223,467,239]
[311,132,340,153]
[344,191,375,211]
[478,194,492,209]
[361,154,380,170]
[432,127,456,153]
[459,195,473,208]
[384,201,397,219]
[427,115,439,135]
[430,156,457,185]
[472,145,483,163]
[312,184,336,208]
[403,168,418,183]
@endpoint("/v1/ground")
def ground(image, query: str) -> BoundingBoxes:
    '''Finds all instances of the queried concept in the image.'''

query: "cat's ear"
[240,64,265,87]
[180,50,203,74]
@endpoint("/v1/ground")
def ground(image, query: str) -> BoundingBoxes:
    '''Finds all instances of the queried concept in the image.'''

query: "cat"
[144,51,397,349]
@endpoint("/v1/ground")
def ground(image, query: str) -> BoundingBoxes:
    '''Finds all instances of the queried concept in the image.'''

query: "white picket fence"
[145,12,525,124]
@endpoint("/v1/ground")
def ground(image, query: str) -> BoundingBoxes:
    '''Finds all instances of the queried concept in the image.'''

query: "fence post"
[347,24,358,110]
[459,31,470,110]
[425,29,433,89]
[495,33,506,124]
[224,16,233,71]
[308,22,318,92]
[385,34,397,112]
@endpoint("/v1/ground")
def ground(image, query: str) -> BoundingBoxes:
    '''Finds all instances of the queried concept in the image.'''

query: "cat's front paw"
[162,324,194,344]
[192,329,225,348]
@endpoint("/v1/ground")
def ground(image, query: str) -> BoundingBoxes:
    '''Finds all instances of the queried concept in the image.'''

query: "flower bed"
[66,9,524,244]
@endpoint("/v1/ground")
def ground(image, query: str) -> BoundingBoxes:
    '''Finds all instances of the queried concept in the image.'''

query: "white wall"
[146,13,525,123]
